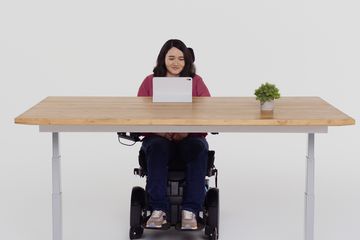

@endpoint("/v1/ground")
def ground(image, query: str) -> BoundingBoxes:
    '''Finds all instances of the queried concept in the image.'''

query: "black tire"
[205,225,210,236]
[129,226,143,239]
[130,204,143,229]
[131,186,146,207]
[205,188,219,239]
[208,227,218,240]
[129,187,146,239]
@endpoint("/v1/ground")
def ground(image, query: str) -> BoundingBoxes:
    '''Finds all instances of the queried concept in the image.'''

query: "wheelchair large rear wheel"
[129,226,143,240]
[205,188,219,239]
[129,186,146,239]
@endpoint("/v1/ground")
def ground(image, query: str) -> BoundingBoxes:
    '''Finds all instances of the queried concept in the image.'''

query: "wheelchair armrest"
[134,167,146,177]
[117,132,142,146]
[117,132,142,142]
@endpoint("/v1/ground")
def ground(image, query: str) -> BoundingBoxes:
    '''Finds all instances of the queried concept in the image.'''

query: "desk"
[15,96,355,240]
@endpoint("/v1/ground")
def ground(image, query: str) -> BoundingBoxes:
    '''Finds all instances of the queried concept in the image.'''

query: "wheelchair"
[118,133,220,240]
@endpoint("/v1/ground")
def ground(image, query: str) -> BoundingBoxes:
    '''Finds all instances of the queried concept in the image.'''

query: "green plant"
[254,82,281,103]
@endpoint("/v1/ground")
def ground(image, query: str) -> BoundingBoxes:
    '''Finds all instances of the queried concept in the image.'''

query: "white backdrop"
[1,1,359,240]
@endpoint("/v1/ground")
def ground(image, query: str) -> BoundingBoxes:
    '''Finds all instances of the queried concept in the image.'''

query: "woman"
[137,39,210,230]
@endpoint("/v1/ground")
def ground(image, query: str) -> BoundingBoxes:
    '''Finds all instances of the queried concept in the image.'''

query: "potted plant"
[254,82,281,111]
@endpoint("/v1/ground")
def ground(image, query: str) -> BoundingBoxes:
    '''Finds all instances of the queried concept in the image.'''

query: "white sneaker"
[181,210,197,230]
[146,210,167,228]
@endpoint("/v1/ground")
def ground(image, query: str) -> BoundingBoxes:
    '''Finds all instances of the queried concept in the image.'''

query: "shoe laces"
[183,210,195,220]
[151,210,164,218]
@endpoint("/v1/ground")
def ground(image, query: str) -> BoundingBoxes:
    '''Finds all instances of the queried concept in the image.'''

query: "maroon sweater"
[137,74,211,137]
[137,74,210,97]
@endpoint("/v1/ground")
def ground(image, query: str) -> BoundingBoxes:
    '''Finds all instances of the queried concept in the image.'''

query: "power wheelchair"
[118,132,220,240]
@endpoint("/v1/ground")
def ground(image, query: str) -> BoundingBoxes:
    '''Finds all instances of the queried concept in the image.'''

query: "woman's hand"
[155,133,173,141]
[172,133,189,141]
[155,133,188,141]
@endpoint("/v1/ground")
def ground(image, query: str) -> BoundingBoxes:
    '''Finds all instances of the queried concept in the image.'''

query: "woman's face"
[165,47,185,77]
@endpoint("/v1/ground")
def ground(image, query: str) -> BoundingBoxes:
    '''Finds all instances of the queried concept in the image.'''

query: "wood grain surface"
[14,96,355,126]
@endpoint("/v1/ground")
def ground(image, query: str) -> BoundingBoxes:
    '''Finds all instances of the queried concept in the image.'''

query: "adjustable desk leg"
[305,133,315,240]
[52,132,62,240]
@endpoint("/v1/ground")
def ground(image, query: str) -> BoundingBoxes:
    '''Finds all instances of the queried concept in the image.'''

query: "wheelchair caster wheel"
[205,225,210,236]
[208,227,218,240]
[129,226,143,239]
[205,188,219,238]
[129,186,146,239]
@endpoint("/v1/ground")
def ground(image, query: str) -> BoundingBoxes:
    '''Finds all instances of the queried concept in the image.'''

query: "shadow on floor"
[141,228,208,240]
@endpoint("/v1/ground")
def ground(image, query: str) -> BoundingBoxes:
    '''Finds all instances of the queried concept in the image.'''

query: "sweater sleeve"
[137,75,153,96]
[194,75,211,97]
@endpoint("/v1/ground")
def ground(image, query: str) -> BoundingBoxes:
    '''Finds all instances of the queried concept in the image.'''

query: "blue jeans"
[141,135,209,215]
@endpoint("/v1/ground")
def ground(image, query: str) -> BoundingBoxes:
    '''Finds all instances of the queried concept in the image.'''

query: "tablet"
[152,77,192,102]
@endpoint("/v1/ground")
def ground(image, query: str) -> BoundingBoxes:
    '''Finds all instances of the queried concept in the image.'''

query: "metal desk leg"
[305,133,315,240]
[52,132,62,240]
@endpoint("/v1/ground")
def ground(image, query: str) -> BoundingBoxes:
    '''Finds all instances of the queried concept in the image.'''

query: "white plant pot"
[260,100,274,111]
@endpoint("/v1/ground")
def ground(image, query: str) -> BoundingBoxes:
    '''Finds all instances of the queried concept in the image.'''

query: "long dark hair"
[153,39,196,77]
